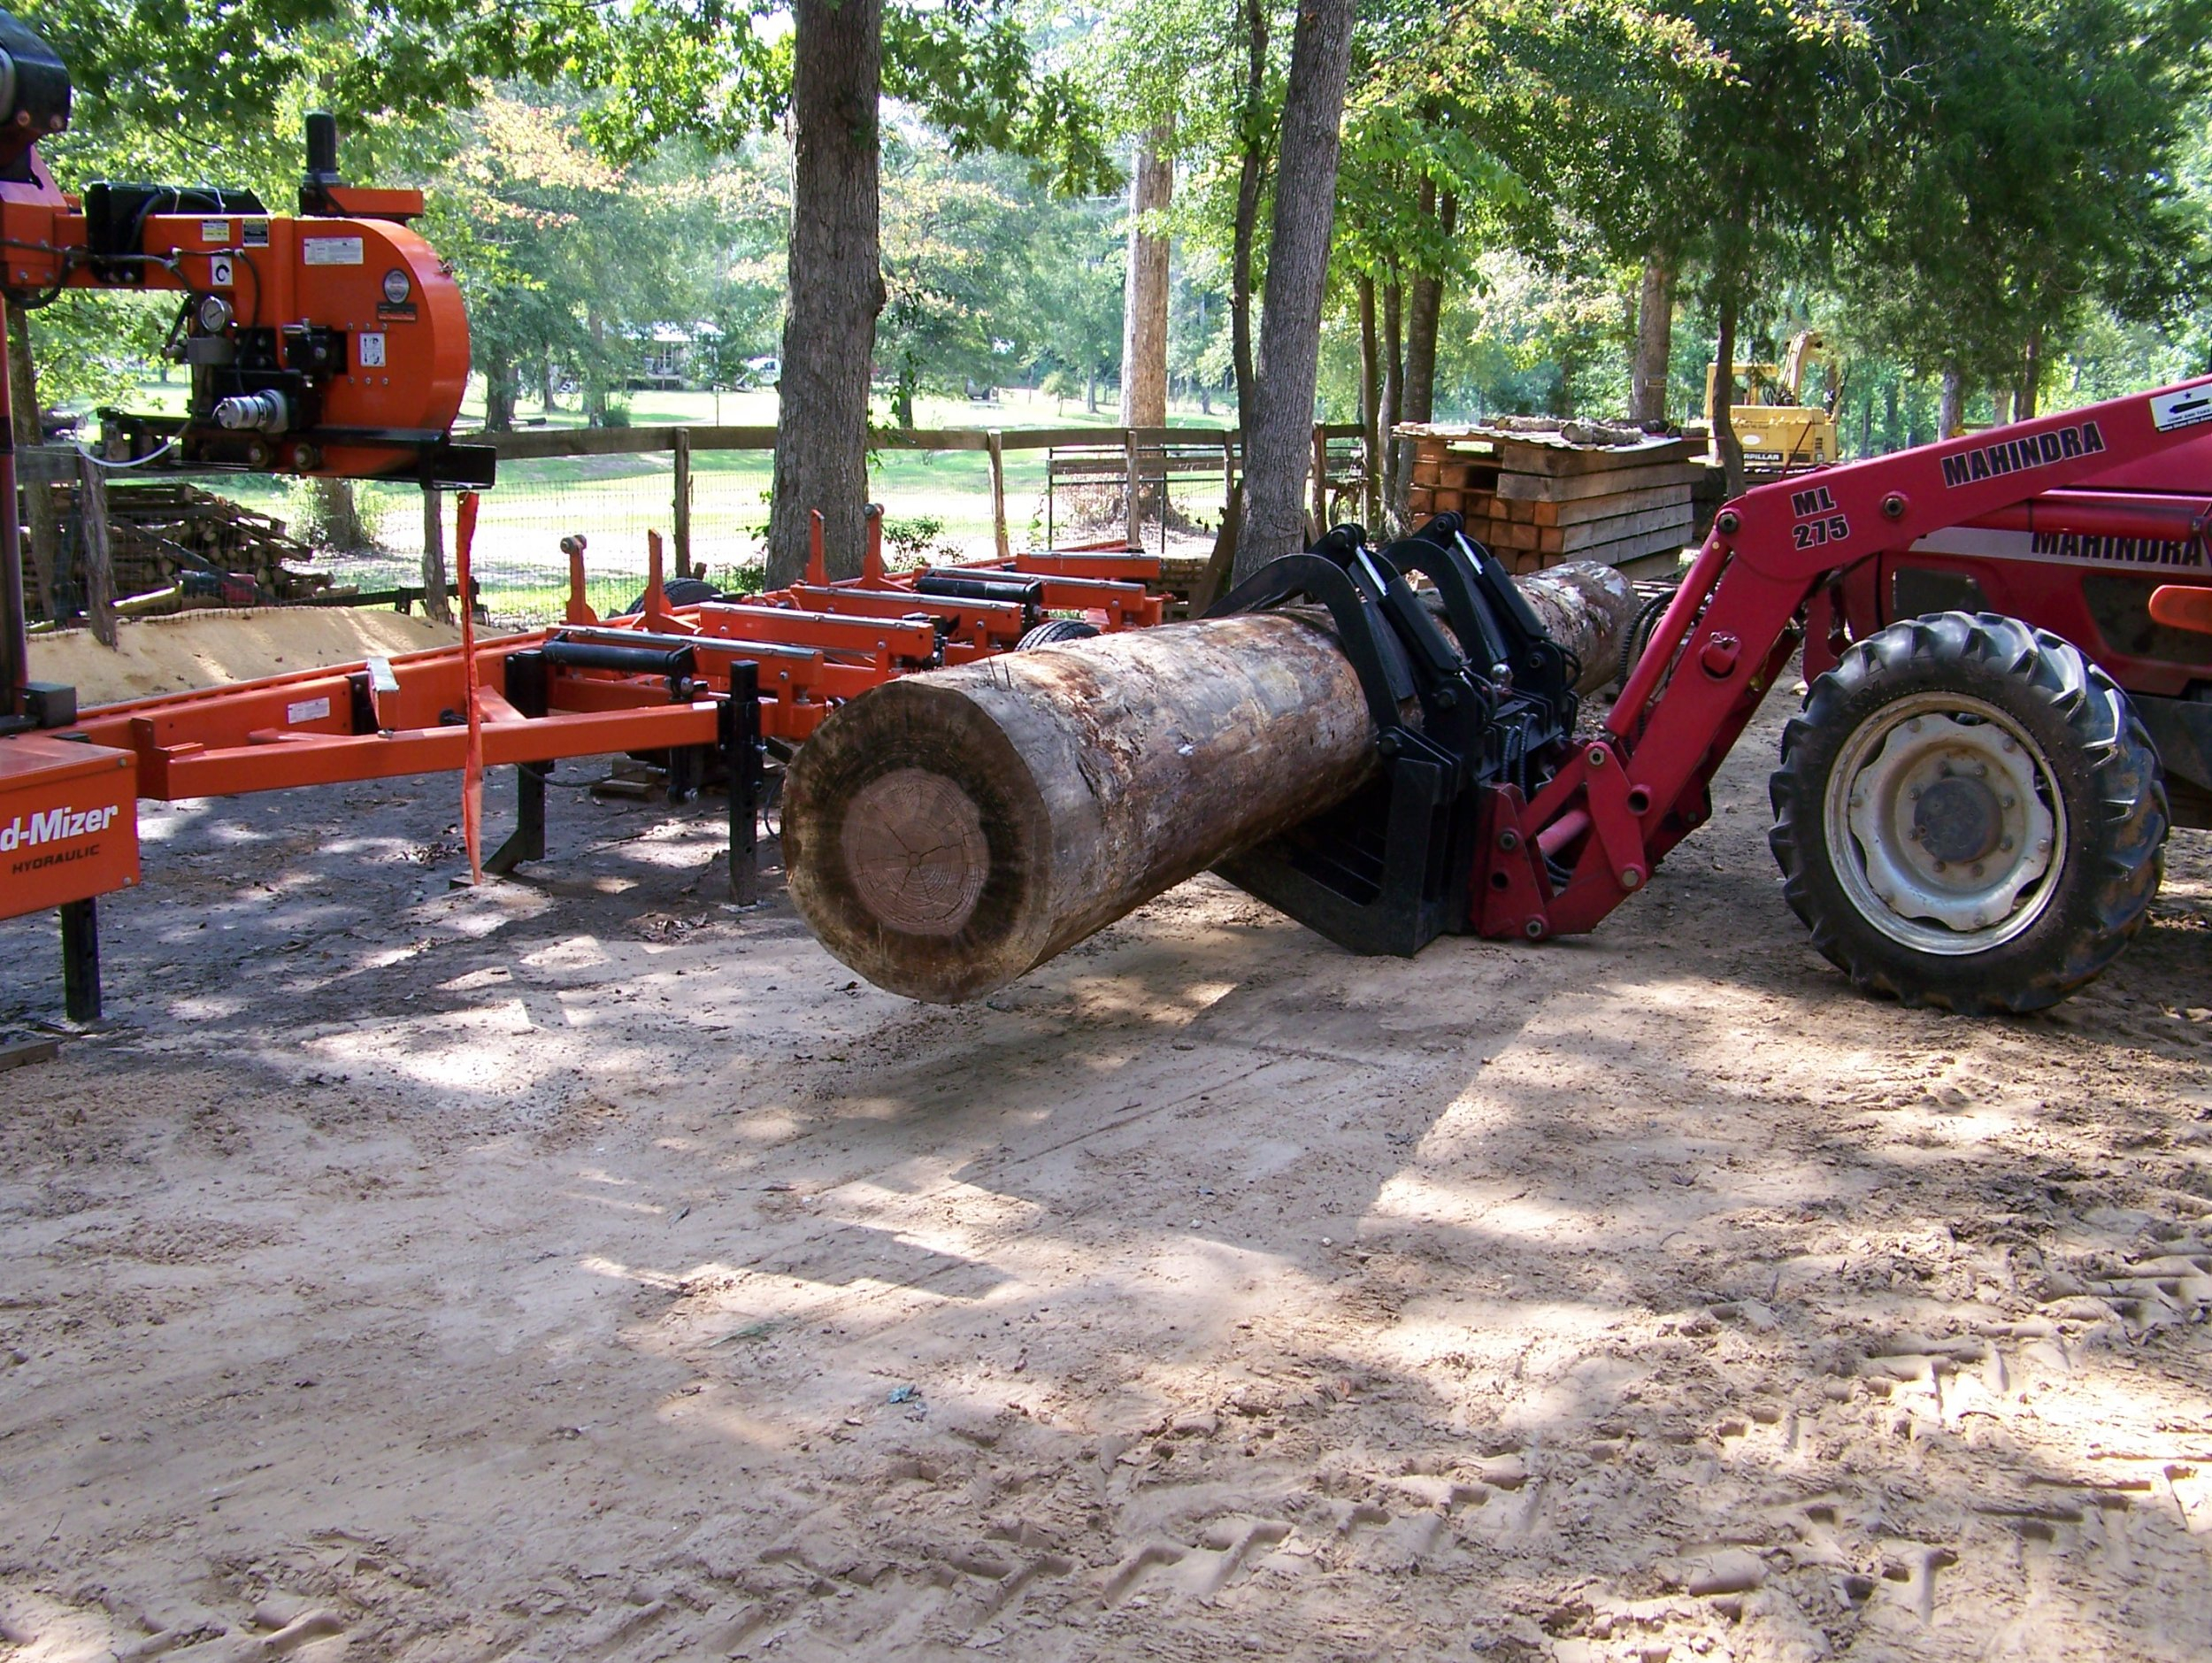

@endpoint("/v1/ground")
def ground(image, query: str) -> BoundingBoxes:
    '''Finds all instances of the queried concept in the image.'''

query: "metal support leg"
[60,898,100,1022]
[487,763,547,875]
[487,648,549,875]
[722,662,762,905]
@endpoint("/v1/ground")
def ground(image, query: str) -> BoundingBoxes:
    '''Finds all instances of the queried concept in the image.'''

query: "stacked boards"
[1400,424,1702,578]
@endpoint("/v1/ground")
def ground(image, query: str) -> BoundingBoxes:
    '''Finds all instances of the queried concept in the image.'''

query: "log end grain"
[783,680,1057,1003]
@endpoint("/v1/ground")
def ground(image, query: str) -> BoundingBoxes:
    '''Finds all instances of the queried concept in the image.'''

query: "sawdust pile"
[27,606,459,707]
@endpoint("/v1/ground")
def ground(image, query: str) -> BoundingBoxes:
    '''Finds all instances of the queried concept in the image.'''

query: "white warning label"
[2149,387,2212,432]
[286,697,332,724]
[303,237,364,266]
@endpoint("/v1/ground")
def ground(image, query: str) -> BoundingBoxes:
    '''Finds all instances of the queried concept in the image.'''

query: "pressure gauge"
[381,268,411,305]
[195,293,234,335]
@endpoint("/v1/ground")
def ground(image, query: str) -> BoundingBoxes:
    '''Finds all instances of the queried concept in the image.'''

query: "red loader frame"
[1480,375,2212,942]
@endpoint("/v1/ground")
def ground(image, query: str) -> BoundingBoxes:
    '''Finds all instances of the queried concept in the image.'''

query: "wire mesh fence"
[23,423,1363,632]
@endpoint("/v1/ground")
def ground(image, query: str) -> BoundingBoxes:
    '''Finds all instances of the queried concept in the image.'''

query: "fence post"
[673,427,693,579]
[1124,427,1141,550]
[1310,425,1329,537]
[74,452,116,647]
[987,429,1009,561]
[421,486,449,624]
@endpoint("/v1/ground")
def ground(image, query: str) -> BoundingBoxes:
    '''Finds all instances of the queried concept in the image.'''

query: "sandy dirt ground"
[28,611,461,706]
[2,681,2208,1663]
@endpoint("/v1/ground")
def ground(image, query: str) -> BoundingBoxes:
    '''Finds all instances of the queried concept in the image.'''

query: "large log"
[783,562,1636,1002]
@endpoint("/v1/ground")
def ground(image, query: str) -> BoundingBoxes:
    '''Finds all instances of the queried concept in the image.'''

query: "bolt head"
[1620,867,1641,889]
[1497,828,1521,851]
[1524,918,1546,940]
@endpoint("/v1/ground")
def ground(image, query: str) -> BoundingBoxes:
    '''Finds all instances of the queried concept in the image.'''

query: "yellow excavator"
[1704,329,1839,471]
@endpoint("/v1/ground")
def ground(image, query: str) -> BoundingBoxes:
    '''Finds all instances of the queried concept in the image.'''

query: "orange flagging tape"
[457,490,484,884]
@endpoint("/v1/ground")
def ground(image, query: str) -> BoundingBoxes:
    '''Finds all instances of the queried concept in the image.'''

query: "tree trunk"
[1631,251,1673,422]
[1402,184,1451,429]
[767,0,886,587]
[1712,285,1746,500]
[1228,0,1270,416]
[484,355,518,433]
[315,477,371,552]
[1233,0,1357,581]
[1884,377,1900,451]
[1356,271,1380,527]
[1939,360,1964,440]
[584,309,609,424]
[6,303,59,620]
[540,355,558,414]
[2016,326,2041,420]
[1085,366,1098,413]
[421,487,450,626]
[1120,120,1173,533]
[1119,122,1172,429]
[1380,273,1404,521]
[74,451,116,648]
[1988,385,2011,427]
[783,562,1635,1002]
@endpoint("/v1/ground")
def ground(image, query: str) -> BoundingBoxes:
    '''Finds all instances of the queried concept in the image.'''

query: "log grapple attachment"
[1206,514,1583,956]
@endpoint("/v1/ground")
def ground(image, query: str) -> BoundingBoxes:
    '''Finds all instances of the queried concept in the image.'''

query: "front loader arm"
[1479,375,2212,941]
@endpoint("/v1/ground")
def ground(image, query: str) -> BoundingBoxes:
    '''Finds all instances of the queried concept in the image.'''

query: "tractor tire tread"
[1768,611,2165,1014]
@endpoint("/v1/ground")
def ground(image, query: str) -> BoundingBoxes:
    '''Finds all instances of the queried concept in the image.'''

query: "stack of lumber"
[1400,420,1702,577]
[26,479,327,610]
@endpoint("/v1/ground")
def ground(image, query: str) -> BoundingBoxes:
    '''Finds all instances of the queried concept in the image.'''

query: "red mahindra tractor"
[1622,389,2212,1012]
[1227,381,2212,1018]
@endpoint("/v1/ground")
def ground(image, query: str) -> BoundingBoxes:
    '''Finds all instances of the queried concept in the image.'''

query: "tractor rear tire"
[1769,612,2165,1013]
[1016,619,1102,650]
[618,577,725,615]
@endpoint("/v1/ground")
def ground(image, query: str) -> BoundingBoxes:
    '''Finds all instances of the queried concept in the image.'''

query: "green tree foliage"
[429,96,778,429]
[1840,0,2212,414]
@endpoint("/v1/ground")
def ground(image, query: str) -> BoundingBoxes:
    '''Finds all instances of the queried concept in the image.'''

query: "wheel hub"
[1836,704,2060,948]
[1913,774,2004,863]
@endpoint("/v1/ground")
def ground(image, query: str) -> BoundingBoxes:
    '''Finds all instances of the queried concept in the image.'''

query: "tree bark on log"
[785,561,1635,1002]
[766,0,885,588]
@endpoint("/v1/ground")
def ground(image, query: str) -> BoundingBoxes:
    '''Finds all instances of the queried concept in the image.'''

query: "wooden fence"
[480,420,1369,574]
[25,421,1371,637]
